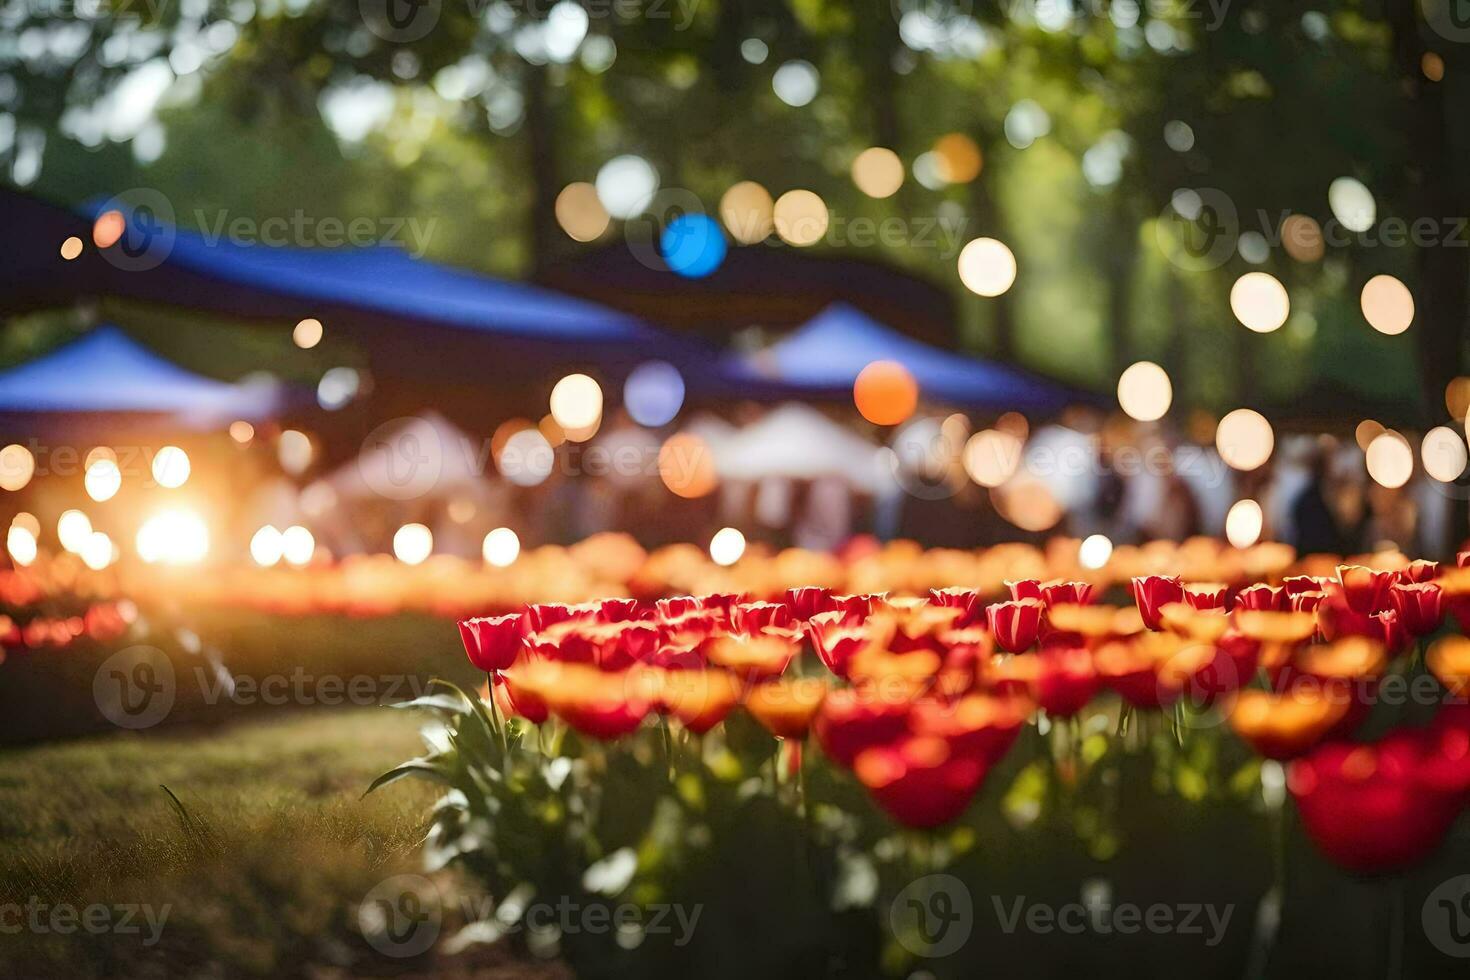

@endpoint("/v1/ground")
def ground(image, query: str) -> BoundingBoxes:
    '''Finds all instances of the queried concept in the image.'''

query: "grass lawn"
[0,706,560,979]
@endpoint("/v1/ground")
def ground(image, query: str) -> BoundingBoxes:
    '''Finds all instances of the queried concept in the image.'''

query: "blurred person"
[1289,440,1350,555]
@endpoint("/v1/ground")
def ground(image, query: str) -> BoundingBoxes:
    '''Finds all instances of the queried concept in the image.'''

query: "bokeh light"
[229,420,255,444]
[624,361,685,427]
[136,509,209,565]
[293,318,323,349]
[1225,499,1264,548]
[1079,533,1113,570]
[1360,274,1414,335]
[317,367,361,410]
[1230,272,1290,333]
[963,429,1023,487]
[660,213,726,278]
[279,429,314,475]
[151,445,191,488]
[85,457,122,502]
[1328,176,1375,234]
[1422,426,1467,483]
[773,190,829,246]
[1281,214,1325,262]
[93,210,125,248]
[550,373,603,430]
[81,531,115,571]
[281,525,315,566]
[483,527,521,567]
[555,181,610,242]
[853,360,918,426]
[58,510,93,553]
[60,236,83,260]
[709,526,746,566]
[1355,419,1385,452]
[719,181,774,244]
[851,147,905,198]
[251,525,284,566]
[659,433,717,498]
[393,523,433,565]
[772,60,819,106]
[1446,377,1470,421]
[7,524,37,567]
[957,238,1017,297]
[993,474,1062,532]
[1365,431,1413,489]
[932,133,982,183]
[596,155,659,219]
[1117,361,1172,422]
[1215,409,1274,471]
[0,444,35,491]
[500,428,555,487]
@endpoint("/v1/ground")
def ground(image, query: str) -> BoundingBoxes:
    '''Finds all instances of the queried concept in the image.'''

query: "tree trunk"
[1387,1,1470,552]
[523,64,561,277]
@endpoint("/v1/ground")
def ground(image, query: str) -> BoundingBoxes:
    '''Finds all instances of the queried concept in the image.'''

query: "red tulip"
[928,587,983,628]
[1336,565,1396,615]
[832,593,886,624]
[807,613,871,678]
[1183,582,1229,612]
[987,599,1045,653]
[1400,560,1440,584]
[783,586,837,622]
[1283,575,1330,596]
[854,735,986,828]
[909,693,1029,764]
[1234,583,1285,612]
[1288,590,1326,615]
[656,595,701,620]
[1005,579,1044,602]
[1040,580,1095,607]
[1288,732,1463,873]
[1389,581,1444,636]
[1132,575,1185,631]
[732,601,794,635]
[459,613,526,672]
[1033,646,1098,717]
[498,666,549,723]
[813,687,910,767]
[595,597,644,622]
[524,602,590,632]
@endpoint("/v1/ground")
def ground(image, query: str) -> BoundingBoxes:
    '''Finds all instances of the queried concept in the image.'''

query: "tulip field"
[6,537,1470,977]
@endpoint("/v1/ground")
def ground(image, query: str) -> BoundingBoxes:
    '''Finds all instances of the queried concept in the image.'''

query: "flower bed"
[376,557,1470,976]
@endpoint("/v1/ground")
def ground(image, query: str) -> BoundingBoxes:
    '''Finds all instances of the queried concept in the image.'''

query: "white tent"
[326,411,493,503]
[713,403,888,494]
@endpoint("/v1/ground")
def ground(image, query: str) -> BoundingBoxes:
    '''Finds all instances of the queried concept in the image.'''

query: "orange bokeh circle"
[853,360,918,426]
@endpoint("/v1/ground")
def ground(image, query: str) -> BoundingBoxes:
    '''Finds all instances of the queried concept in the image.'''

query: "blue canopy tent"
[726,303,1093,413]
[0,187,748,391]
[0,325,289,431]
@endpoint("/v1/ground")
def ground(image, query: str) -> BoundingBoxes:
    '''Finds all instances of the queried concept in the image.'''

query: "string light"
[1117,361,1172,421]
[393,523,433,565]
[483,527,521,567]
[709,527,746,566]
